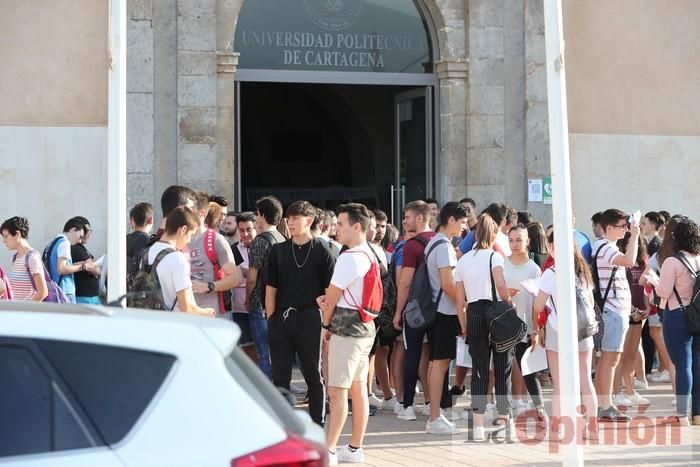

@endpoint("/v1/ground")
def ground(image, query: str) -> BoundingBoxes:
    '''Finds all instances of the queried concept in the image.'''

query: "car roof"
[0,301,240,356]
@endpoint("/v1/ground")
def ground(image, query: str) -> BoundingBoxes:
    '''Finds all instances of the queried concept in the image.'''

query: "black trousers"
[514,341,544,407]
[268,307,325,425]
[642,320,655,375]
[467,300,513,416]
[403,324,451,409]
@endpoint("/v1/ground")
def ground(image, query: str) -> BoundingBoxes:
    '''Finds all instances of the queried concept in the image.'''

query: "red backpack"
[342,249,383,323]
[204,228,226,313]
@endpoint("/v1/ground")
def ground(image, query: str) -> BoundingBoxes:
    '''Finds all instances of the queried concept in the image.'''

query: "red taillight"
[231,432,328,467]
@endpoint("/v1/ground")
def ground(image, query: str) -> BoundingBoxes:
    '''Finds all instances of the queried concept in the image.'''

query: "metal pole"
[107,0,127,302]
[543,1,583,465]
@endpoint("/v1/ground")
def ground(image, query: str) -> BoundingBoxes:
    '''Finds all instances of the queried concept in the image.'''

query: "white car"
[0,301,327,466]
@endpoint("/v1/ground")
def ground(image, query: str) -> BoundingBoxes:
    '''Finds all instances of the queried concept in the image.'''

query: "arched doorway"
[233,0,439,224]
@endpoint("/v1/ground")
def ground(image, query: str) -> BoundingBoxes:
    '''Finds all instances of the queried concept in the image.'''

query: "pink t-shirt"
[656,253,700,310]
[10,250,44,301]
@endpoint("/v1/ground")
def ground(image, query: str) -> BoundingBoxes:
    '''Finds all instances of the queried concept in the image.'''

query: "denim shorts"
[601,310,629,353]
[648,313,662,327]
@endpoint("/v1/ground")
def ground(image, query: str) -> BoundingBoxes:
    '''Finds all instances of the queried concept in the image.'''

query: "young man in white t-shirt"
[424,202,468,434]
[149,206,215,316]
[317,203,377,465]
[592,208,640,422]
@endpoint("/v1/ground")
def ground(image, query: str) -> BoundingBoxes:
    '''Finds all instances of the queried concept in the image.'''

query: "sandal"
[663,415,690,426]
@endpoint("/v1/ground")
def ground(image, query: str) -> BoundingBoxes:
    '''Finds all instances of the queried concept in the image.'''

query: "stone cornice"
[216,51,239,74]
[435,58,468,80]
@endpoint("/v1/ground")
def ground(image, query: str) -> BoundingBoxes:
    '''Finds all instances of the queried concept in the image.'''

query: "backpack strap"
[341,248,376,311]
[594,243,617,307]
[150,247,178,310]
[424,238,449,307]
[203,229,226,313]
[488,252,498,303]
[671,252,700,310]
[43,236,64,281]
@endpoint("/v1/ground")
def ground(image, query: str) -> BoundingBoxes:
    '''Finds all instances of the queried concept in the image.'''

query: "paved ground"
[293,372,700,466]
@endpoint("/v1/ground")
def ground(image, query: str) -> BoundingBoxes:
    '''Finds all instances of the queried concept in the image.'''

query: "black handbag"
[485,253,527,353]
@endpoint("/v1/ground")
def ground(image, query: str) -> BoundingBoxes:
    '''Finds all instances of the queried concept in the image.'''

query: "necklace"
[291,240,313,268]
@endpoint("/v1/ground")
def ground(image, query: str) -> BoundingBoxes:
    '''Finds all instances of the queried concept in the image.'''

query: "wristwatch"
[81,263,87,272]
[322,323,332,330]
[207,282,216,293]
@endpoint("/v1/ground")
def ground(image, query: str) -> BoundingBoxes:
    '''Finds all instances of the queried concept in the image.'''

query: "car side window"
[37,340,175,445]
[0,345,92,458]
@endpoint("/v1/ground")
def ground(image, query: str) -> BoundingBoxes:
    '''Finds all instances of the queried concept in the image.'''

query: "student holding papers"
[533,230,599,441]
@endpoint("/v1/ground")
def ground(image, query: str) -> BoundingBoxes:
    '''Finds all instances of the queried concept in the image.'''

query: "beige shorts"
[327,334,374,389]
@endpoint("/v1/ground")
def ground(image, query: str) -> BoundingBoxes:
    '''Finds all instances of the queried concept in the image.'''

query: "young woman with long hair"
[654,217,700,426]
[455,214,515,441]
[533,230,599,440]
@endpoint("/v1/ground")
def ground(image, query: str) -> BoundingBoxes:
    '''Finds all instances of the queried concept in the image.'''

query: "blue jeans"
[76,296,101,305]
[249,306,272,379]
[663,307,700,417]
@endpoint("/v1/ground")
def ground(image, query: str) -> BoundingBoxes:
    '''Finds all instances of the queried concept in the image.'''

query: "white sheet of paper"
[520,278,541,298]
[520,345,548,376]
[643,269,660,288]
[455,336,472,368]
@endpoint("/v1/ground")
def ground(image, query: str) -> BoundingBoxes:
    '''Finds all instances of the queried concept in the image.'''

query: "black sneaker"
[598,405,630,422]
[450,385,466,396]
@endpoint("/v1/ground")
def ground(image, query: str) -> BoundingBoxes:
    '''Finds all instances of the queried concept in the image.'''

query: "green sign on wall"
[543,176,552,204]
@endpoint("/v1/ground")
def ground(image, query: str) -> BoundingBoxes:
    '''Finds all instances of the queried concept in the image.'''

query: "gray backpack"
[550,268,598,341]
[403,237,449,331]
[127,247,176,310]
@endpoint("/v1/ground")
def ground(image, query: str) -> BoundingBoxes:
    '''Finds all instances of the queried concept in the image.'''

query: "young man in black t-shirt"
[266,200,336,426]
[71,217,101,304]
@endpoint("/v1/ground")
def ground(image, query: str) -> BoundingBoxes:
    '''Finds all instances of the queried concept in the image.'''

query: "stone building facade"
[1,0,698,263]
[126,0,554,223]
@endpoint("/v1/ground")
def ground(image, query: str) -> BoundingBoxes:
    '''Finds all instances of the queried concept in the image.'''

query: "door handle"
[390,184,395,225]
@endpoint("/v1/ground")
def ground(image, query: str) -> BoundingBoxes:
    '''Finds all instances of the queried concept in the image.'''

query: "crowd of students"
[2,186,700,463]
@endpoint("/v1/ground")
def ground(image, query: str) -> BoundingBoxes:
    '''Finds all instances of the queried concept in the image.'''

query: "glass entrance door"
[391,87,432,227]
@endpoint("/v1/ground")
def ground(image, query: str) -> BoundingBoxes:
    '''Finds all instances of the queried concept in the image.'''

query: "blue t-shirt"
[574,229,592,263]
[48,235,76,296]
[391,240,406,285]
[458,231,476,254]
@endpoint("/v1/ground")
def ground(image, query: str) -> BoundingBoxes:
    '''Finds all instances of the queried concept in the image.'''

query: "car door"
[0,340,123,467]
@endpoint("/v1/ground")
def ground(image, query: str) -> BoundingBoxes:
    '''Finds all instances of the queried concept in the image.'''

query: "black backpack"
[590,244,617,311]
[403,236,448,331]
[671,253,700,334]
[254,231,284,305]
[127,247,176,310]
[368,245,399,338]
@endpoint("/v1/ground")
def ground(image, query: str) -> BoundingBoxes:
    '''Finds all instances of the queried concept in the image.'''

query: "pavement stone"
[290,370,700,466]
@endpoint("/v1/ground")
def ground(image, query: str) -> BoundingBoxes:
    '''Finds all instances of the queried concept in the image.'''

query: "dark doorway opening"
[239,82,428,218]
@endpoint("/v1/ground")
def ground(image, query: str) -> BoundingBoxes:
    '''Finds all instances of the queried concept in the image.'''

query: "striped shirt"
[592,239,631,314]
[10,250,43,301]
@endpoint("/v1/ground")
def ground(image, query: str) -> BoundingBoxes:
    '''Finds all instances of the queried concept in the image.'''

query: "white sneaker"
[649,370,671,383]
[368,393,383,408]
[393,402,404,415]
[472,425,486,441]
[336,445,364,464]
[671,399,677,406]
[427,414,459,435]
[382,396,399,411]
[397,405,417,421]
[441,408,461,421]
[420,403,431,416]
[290,383,307,394]
[613,393,635,407]
[628,392,650,405]
[515,400,532,416]
[328,450,338,465]
[634,378,649,390]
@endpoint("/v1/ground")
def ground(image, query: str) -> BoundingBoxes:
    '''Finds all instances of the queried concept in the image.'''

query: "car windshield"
[224,347,305,436]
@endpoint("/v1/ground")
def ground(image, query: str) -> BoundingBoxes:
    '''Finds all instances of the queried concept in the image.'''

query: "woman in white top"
[504,225,546,427]
[455,214,514,442]
[533,230,598,440]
